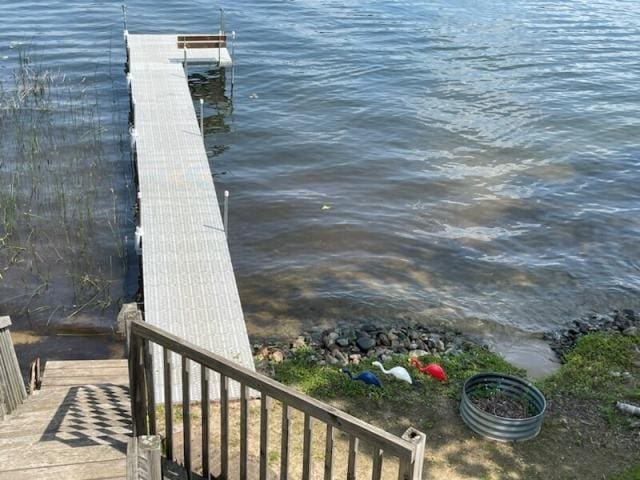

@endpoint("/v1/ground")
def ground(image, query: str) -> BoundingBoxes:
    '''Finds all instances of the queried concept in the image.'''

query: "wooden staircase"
[0,359,131,480]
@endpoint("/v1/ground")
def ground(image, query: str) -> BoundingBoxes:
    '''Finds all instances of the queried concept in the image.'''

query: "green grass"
[539,332,639,402]
[609,464,640,480]
[273,345,526,407]
[273,333,639,429]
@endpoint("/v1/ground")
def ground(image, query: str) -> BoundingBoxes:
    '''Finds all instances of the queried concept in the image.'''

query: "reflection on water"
[0,1,639,348]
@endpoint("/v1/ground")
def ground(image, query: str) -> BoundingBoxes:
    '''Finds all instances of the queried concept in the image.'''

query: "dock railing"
[0,316,27,420]
[127,319,426,479]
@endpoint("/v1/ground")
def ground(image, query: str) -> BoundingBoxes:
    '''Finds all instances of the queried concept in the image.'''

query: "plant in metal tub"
[460,372,546,442]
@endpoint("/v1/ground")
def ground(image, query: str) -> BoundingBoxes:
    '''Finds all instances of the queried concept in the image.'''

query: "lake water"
[1,1,639,363]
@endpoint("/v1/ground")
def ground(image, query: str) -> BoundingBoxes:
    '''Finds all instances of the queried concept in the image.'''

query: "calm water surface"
[1,1,639,354]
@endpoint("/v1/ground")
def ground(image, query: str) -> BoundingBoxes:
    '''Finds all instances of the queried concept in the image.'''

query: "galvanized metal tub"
[460,372,546,442]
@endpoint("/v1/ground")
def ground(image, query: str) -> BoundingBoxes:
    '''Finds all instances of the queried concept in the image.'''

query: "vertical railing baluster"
[240,384,248,479]
[347,435,358,480]
[135,336,148,436]
[397,456,411,480]
[143,339,156,435]
[280,403,290,480]
[302,413,312,480]
[372,449,383,480]
[163,348,173,460]
[127,329,138,436]
[324,424,333,480]
[220,374,229,479]
[182,357,191,477]
[259,395,270,480]
[201,367,210,479]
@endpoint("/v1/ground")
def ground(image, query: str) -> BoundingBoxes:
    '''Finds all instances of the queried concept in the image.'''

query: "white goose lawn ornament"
[372,361,413,384]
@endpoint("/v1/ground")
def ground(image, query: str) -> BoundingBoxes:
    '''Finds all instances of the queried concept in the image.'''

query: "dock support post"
[223,190,229,236]
[231,31,236,97]
[199,99,204,135]
[122,5,128,34]
[183,47,188,76]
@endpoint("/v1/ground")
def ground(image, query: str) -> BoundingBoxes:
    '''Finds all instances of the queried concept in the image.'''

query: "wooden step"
[0,359,131,479]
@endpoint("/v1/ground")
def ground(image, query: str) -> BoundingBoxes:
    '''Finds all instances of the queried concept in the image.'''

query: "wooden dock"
[0,359,131,480]
[126,33,253,400]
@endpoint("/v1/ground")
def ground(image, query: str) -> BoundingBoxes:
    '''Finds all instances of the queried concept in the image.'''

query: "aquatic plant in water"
[0,46,132,330]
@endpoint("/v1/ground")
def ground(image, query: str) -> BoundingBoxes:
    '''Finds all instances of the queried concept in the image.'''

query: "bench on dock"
[177,35,227,49]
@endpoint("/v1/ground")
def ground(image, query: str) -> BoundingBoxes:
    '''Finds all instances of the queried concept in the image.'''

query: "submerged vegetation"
[0,48,131,329]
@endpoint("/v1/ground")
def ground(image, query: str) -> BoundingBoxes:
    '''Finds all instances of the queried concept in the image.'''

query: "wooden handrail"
[128,319,426,479]
[0,316,27,419]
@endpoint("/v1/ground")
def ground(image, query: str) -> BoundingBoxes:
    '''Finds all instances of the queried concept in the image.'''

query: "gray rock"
[349,354,361,365]
[292,336,307,351]
[326,355,340,365]
[336,337,350,348]
[377,333,391,347]
[255,346,270,361]
[409,349,429,358]
[332,350,348,365]
[270,350,284,363]
[623,326,638,337]
[437,340,446,352]
[356,336,376,351]
[323,331,339,347]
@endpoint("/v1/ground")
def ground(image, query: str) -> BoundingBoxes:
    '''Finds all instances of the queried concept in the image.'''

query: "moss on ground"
[609,465,640,480]
[538,332,640,402]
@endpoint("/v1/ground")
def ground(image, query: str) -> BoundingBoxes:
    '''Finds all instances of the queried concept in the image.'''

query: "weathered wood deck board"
[0,359,130,479]
[127,33,253,401]
[45,359,131,370]
[0,459,126,480]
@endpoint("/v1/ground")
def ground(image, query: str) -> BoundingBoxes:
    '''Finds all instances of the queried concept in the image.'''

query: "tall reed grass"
[0,47,132,330]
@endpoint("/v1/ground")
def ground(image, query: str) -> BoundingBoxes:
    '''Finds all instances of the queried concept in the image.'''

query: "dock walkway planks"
[126,33,253,401]
[0,360,131,480]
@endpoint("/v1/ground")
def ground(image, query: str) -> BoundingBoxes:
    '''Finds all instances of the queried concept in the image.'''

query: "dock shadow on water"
[0,48,135,337]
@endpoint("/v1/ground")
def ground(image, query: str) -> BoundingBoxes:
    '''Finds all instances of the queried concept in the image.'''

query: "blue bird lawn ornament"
[342,368,382,388]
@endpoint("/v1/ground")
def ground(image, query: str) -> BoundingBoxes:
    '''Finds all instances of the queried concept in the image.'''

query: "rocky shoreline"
[253,309,640,371]
[253,323,482,370]
[544,309,639,359]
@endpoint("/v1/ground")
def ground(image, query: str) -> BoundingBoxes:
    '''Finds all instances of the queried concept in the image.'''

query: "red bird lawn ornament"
[409,358,447,382]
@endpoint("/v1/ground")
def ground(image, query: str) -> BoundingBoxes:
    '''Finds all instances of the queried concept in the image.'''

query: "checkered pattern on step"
[42,384,132,453]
